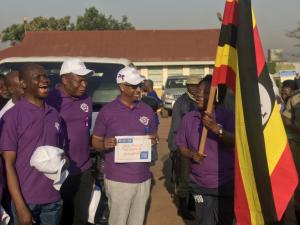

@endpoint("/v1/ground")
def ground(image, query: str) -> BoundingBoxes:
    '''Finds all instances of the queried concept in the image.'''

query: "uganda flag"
[212,0,298,224]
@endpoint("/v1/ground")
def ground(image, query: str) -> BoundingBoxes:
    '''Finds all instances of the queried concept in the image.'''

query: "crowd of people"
[0,57,299,225]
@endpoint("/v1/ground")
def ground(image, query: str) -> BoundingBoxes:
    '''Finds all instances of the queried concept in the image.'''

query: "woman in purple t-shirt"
[176,76,235,225]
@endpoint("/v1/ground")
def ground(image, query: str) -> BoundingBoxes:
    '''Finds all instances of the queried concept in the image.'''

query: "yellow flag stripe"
[263,105,287,174]
[236,73,265,225]
[214,44,238,74]
[252,9,257,28]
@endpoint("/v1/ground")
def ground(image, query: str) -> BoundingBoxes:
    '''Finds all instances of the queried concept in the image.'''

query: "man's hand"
[202,111,219,134]
[103,137,117,150]
[92,135,116,151]
[192,152,206,163]
[62,155,70,168]
[148,135,158,146]
[17,206,35,225]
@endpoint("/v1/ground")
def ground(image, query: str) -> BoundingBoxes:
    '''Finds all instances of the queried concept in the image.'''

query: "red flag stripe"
[270,143,298,220]
[222,0,239,26]
[234,151,252,225]
[212,65,236,91]
[253,25,265,77]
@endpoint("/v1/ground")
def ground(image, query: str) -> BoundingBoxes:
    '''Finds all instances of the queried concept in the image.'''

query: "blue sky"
[1,0,299,60]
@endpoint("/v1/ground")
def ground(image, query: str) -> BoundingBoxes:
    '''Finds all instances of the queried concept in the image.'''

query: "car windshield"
[165,78,187,88]
[0,62,125,109]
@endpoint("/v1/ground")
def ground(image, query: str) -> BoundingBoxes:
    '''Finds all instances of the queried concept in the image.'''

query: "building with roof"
[0,29,219,88]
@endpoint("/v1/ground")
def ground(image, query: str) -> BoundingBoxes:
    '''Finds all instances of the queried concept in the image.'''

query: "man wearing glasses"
[46,58,94,225]
[92,66,156,225]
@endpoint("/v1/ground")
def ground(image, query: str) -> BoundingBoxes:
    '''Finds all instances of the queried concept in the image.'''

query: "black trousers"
[60,169,94,225]
[175,151,192,198]
[190,181,234,225]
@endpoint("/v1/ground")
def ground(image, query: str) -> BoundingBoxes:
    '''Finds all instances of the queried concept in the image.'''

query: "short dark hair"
[282,79,297,90]
[144,79,154,87]
[199,74,212,85]
[19,63,45,81]
[199,75,227,104]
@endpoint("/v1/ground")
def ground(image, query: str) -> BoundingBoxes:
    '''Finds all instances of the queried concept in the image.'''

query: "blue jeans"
[11,200,62,225]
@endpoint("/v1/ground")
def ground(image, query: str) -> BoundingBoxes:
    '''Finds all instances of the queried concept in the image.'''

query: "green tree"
[1,24,25,43]
[267,62,276,74]
[1,16,74,43]
[1,7,134,44]
[76,7,134,30]
[29,16,74,31]
[286,22,300,58]
[287,22,300,47]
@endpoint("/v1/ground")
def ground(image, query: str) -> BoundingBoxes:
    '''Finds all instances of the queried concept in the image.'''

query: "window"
[148,67,163,87]
[165,78,187,89]
[190,65,204,76]
[209,66,214,75]
[168,66,183,77]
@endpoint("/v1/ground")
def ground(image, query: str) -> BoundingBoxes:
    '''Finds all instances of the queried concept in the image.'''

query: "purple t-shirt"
[0,99,62,204]
[46,85,92,175]
[176,106,235,188]
[93,97,155,183]
[0,159,3,203]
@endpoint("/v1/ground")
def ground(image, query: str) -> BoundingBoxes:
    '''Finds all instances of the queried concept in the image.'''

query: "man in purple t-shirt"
[46,58,94,225]
[92,66,156,225]
[176,75,235,225]
[0,158,3,205]
[0,63,63,225]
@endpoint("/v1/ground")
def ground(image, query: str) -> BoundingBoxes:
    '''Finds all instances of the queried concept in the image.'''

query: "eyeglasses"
[123,83,143,89]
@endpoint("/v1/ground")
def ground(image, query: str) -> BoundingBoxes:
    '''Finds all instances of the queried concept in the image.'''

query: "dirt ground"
[144,115,298,225]
[145,116,196,225]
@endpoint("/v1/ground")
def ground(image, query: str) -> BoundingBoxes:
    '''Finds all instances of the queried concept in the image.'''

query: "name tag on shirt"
[114,136,151,163]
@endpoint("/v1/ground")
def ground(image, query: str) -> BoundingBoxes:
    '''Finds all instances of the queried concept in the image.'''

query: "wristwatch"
[217,124,224,137]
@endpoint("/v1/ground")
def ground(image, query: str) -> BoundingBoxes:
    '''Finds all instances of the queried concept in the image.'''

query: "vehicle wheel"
[161,108,169,118]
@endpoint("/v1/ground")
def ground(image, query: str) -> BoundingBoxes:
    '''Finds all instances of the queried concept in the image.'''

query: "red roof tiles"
[0,29,220,62]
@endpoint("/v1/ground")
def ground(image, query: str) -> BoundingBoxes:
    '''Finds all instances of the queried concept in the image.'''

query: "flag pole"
[198,10,222,156]
[198,85,217,155]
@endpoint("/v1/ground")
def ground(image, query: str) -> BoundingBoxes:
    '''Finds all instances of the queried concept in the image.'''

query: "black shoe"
[178,197,195,220]
[295,210,300,225]
[178,208,195,220]
[187,194,196,212]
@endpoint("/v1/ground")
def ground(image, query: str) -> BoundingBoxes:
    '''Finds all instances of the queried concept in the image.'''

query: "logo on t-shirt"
[139,116,149,126]
[55,122,60,131]
[80,103,89,112]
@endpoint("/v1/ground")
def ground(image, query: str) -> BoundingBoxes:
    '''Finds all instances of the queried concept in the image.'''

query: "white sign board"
[279,70,298,82]
[114,136,151,163]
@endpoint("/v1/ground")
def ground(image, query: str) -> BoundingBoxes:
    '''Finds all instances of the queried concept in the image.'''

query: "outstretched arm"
[3,151,35,225]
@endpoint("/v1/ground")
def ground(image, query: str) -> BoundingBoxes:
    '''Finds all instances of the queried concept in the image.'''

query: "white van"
[0,56,131,133]
[0,56,131,110]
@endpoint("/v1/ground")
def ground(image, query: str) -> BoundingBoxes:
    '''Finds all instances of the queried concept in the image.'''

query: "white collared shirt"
[0,99,14,119]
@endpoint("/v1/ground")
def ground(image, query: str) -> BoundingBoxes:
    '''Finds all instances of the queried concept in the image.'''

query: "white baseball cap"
[116,66,145,85]
[30,145,69,190]
[60,58,93,76]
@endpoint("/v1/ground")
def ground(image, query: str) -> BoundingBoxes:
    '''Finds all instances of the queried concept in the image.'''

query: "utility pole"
[23,16,28,35]
[216,12,223,23]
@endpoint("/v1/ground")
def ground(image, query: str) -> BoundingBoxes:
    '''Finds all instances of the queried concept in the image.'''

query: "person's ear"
[20,79,26,89]
[119,84,125,92]
[61,75,68,85]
